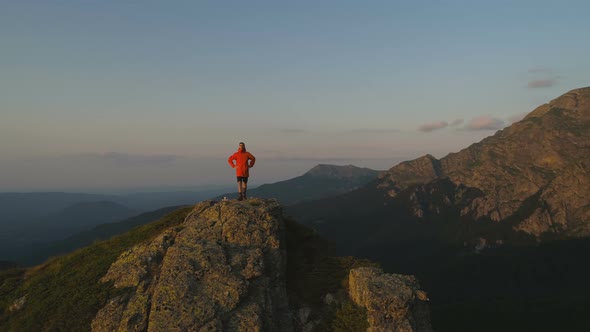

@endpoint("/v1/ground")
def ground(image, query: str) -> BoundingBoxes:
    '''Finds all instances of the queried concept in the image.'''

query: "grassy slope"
[0,206,192,332]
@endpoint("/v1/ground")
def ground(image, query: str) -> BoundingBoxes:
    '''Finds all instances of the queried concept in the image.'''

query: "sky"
[1,0,589,192]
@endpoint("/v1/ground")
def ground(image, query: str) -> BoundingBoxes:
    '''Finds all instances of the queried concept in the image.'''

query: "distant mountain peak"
[304,164,379,178]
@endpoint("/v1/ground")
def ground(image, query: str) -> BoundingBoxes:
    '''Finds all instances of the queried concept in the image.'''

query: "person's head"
[238,142,246,152]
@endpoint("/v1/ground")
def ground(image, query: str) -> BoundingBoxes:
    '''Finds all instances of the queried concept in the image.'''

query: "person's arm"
[228,153,236,168]
[248,153,256,167]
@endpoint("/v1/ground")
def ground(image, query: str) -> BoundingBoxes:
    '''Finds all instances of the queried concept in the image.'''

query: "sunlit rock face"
[92,199,292,332]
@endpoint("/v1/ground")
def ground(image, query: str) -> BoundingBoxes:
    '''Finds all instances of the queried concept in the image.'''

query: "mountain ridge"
[19,205,184,265]
[294,87,590,245]
[303,164,381,178]
[373,86,590,238]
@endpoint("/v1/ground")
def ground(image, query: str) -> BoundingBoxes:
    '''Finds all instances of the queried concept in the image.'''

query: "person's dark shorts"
[237,176,248,183]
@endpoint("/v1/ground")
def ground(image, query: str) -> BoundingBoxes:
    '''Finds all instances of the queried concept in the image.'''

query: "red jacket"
[228,150,256,177]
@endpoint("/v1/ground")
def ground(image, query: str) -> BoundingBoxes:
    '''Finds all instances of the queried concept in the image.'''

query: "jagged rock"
[349,267,433,332]
[92,199,292,332]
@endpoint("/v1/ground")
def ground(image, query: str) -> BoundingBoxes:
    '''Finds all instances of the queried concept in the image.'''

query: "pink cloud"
[528,78,557,88]
[418,121,448,132]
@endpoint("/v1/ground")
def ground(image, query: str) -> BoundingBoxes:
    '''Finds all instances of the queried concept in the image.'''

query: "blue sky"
[1,1,589,192]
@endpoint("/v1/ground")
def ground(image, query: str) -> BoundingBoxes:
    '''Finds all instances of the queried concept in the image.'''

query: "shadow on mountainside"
[361,238,590,332]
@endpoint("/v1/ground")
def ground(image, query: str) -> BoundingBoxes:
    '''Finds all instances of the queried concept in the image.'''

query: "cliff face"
[377,87,590,239]
[92,199,291,332]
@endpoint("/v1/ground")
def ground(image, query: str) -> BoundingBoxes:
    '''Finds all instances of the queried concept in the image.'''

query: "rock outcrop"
[92,199,292,332]
[349,267,433,332]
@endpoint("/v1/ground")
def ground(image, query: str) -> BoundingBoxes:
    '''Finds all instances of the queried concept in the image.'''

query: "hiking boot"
[243,192,247,200]
[237,193,243,201]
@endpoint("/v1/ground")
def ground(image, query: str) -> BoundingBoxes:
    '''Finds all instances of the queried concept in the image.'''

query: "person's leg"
[242,180,248,199]
[237,177,243,200]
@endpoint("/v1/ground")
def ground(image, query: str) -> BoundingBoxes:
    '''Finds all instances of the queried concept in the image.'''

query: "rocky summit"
[92,199,291,331]
[88,199,432,331]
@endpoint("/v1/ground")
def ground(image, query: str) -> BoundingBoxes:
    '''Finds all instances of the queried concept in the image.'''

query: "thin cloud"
[449,119,464,127]
[465,116,505,131]
[279,128,306,133]
[528,78,557,89]
[528,67,552,73]
[344,128,400,134]
[99,152,178,165]
[418,121,448,132]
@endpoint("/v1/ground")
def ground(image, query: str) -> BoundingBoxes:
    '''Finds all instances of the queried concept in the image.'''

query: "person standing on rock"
[228,142,256,201]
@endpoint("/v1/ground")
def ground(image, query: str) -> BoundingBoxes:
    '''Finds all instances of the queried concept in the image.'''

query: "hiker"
[227,142,256,201]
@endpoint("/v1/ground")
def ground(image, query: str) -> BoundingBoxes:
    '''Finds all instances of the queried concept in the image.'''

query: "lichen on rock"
[92,199,292,332]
